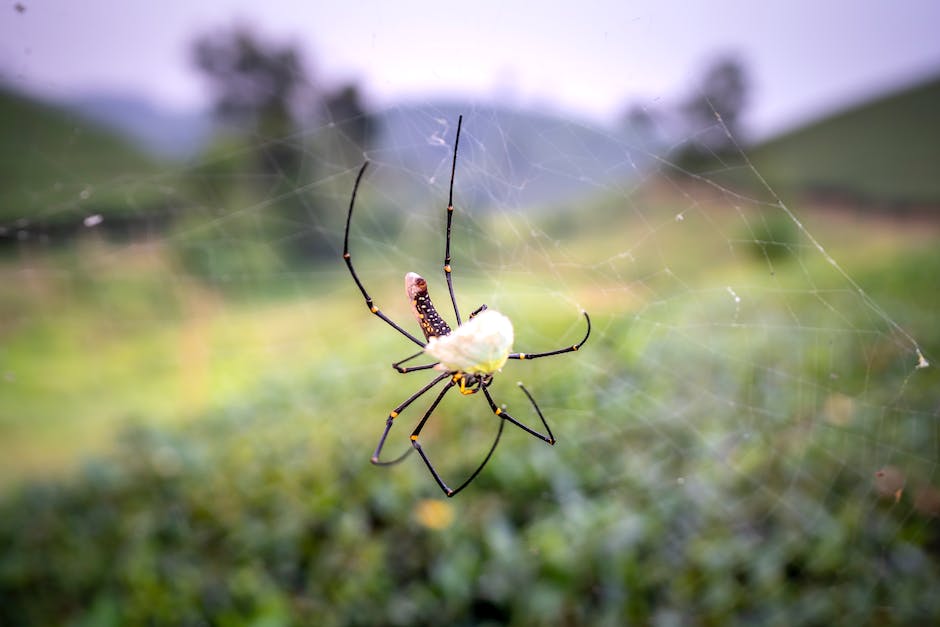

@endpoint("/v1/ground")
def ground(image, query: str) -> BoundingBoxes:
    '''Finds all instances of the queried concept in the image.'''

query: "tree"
[193,27,311,178]
[324,84,376,162]
[622,102,666,148]
[679,55,749,163]
[188,27,375,267]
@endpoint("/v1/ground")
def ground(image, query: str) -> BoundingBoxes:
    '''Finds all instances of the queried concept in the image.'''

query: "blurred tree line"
[178,26,375,283]
[177,45,753,287]
[624,54,749,172]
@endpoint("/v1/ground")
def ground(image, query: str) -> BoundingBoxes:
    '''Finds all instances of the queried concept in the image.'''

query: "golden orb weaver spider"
[342,115,590,497]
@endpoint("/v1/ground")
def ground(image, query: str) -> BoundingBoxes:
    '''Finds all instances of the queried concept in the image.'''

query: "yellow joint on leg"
[370,306,378,313]
[494,407,502,416]
[389,411,398,419]
[410,435,418,441]
[444,265,452,273]
[519,353,527,360]
[456,375,473,395]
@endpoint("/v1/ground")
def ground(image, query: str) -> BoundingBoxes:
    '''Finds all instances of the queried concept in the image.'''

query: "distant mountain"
[749,73,940,207]
[49,66,940,213]
[66,94,214,160]
[371,103,659,212]
[52,87,673,213]
[62,94,659,209]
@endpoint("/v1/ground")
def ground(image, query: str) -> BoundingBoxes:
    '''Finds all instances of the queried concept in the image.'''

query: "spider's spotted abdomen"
[406,272,452,340]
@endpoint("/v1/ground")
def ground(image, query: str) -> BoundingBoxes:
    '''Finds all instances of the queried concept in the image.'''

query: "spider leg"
[371,372,451,466]
[410,374,507,497]
[392,350,440,374]
[344,162,427,349]
[442,115,464,326]
[409,376,459,495]
[445,417,505,498]
[481,384,555,445]
[508,311,591,361]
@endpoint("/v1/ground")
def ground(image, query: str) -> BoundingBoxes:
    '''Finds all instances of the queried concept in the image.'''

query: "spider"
[342,115,590,497]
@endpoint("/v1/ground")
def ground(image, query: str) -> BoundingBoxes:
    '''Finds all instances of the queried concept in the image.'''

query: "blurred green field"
[2,177,940,624]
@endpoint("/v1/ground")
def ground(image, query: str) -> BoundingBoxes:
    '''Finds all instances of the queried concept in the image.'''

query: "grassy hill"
[749,73,940,208]
[0,87,171,236]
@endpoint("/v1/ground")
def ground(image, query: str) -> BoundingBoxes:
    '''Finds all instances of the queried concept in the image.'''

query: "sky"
[2,0,940,138]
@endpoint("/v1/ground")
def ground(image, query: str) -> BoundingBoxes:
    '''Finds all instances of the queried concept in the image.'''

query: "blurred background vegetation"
[2,17,940,627]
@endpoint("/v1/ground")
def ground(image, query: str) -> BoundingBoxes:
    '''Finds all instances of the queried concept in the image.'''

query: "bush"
[2,310,939,625]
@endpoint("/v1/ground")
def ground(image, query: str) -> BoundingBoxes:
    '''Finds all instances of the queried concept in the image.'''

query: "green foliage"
[2,367,938,624]
[2,249,940,624]
[742,209,799,262]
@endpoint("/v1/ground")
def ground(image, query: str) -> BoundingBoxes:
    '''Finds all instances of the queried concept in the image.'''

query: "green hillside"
[0,87,168,230]
[750,73,940,207]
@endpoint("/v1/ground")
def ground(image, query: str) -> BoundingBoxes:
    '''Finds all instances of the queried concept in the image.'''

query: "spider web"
[337,103,934,469]
[3,86,939,621]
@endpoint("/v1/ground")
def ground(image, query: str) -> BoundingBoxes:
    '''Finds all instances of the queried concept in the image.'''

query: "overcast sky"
[2,0,939,137]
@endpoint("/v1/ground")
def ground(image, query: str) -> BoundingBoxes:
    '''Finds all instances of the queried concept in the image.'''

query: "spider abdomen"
[406,272,452,339]
[425,309,514,374]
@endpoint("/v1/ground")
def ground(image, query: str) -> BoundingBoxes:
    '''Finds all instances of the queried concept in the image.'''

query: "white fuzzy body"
[424,309,514,374]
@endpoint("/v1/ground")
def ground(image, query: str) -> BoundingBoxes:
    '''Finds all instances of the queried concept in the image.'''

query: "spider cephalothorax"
[343,115,590,496]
